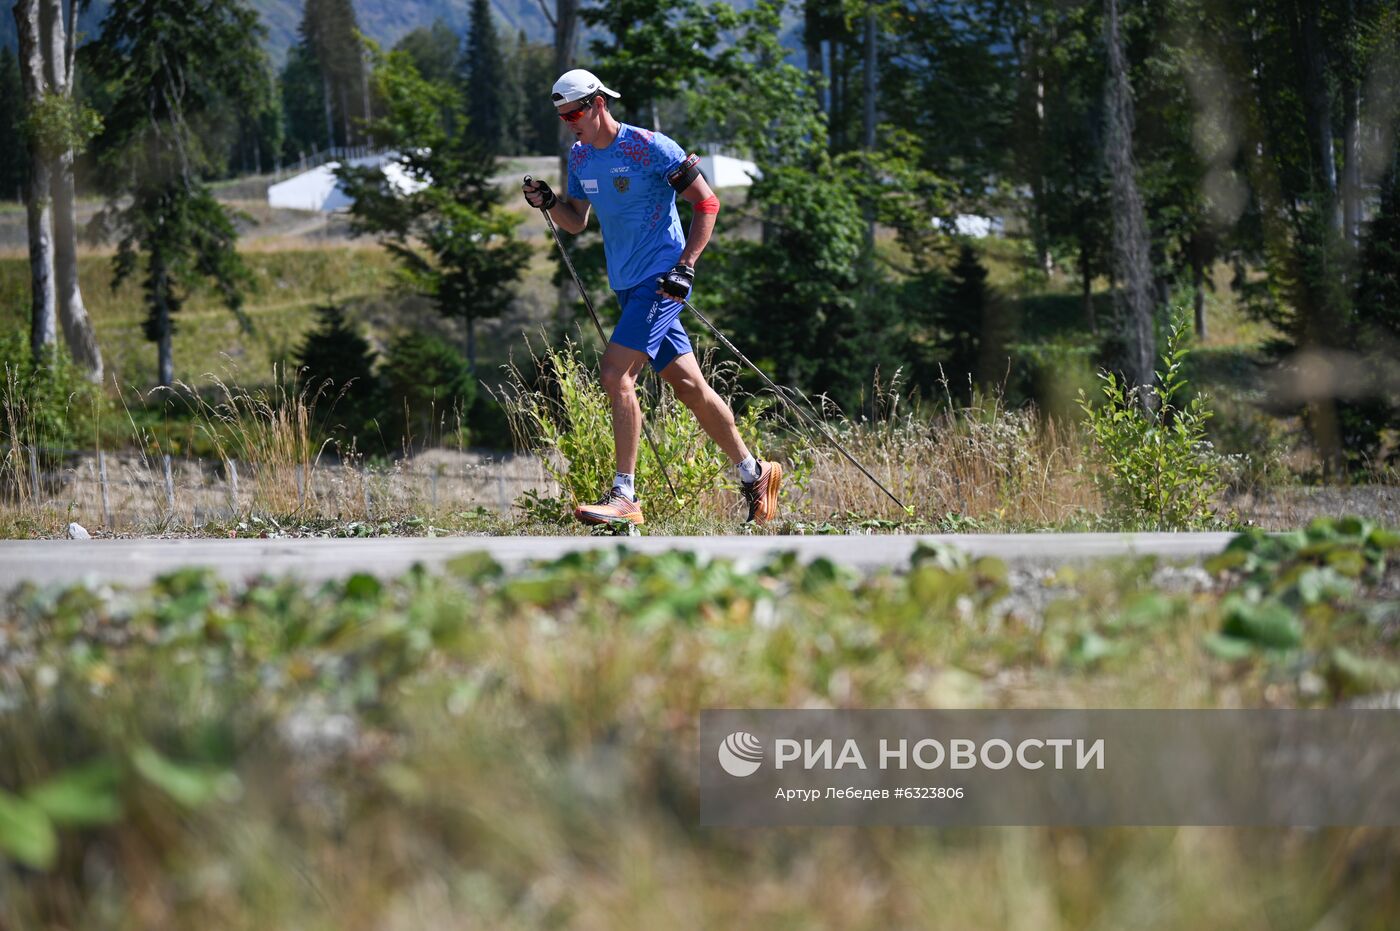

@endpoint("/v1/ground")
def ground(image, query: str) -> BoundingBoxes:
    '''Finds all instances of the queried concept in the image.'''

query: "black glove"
[657,263,695,300]
[523,177,557,210]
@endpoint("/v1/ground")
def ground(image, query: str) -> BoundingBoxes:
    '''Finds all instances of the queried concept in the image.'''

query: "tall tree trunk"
[466,314,477,375]
[1191,233,1207,341]
[158,324,173,388]
[322,69,336,150]
[862,8,876,152]
[44,0,102,382]
[1342,0,1362,248]
[862,4,877,256]
[552,0,580,329]
[339,85,351,152]
[153,255,173,388]
[553,0,579,186]
[14,0,56,360]
[1104,0,1156,394]
[360,47,372,146]
[50,152,101,380]
[804,0,824,101]
[1296,0,1346,474]
[830,40,843,151]
[1080,246,1096,335]
[1018,28,1052,275]
[1342,73,1361,249]
[1298,2,1338,218]
[22,166,56,360]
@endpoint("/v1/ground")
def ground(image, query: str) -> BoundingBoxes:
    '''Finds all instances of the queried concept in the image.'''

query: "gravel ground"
[1226,484,1400,529]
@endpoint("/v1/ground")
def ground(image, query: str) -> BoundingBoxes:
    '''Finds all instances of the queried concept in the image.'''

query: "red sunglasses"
[557,97,596,123]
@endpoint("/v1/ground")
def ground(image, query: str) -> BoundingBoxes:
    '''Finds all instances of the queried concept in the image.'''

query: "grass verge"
[0,520,1397,927]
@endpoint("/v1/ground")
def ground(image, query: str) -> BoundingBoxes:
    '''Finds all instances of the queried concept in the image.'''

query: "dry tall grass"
[1,352,1096,534]
[778,386,1097,525]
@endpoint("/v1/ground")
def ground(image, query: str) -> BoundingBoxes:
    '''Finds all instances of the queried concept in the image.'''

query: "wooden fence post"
[98,450,111,528]
[162,454,175,514]
[28,446,39,502]
[227,459,239,515]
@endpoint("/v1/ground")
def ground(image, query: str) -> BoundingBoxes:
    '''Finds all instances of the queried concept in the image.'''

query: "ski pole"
[672,293,909,512]
[527,176,680,503]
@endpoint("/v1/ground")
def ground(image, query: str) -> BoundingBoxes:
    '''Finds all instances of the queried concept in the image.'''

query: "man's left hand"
[657,263,695,300]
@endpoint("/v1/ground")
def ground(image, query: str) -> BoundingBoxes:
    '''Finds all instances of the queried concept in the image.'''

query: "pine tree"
[931,244,992,402]
[1341,161,1400,467]
[88,0,265,387]
[395,19,459,86]
[299,0,370,148]
[499,29,557,156]
[462,0,505,155]
[280,42,327,160]
[296,303,381,440]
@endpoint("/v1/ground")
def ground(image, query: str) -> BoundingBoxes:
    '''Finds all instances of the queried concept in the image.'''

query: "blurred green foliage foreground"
[2,518,1399,929]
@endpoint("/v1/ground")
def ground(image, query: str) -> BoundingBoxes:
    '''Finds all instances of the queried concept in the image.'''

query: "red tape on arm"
[694,195,720,215]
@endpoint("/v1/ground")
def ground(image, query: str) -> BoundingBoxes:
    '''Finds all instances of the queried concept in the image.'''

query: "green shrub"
[499,338,763,519]
[1077,317,1226,529]
[0,330,105,454]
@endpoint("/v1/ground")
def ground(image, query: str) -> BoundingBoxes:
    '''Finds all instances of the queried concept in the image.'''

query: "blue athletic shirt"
[566,124,688,291]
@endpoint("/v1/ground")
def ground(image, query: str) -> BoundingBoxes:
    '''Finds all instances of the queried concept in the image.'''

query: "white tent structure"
[267,150,425,212]
[698,153,761,189]
[931,214,1005,239]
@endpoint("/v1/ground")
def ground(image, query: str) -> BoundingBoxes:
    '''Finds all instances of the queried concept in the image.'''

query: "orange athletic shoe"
[741,460,782,524]
[574,487,645,526]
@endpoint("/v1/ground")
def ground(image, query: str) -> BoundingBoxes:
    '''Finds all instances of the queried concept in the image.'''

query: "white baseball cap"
[551,69,621,105]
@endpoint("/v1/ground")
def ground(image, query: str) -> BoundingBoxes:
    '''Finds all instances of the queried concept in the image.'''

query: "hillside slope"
[0,0,552,64]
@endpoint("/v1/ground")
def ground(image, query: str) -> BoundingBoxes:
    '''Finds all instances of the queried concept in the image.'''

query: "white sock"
[613,472,636,500]
[737,456,759,484]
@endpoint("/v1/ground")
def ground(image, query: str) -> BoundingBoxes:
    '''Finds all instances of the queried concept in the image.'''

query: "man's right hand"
[523,177,557,210]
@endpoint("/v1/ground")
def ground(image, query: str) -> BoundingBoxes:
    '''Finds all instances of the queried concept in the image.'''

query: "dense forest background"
[3,0,1398,478]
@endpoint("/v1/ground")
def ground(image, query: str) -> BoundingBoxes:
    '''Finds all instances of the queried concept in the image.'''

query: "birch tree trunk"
[13,0,56,360]
[45,0,103,382]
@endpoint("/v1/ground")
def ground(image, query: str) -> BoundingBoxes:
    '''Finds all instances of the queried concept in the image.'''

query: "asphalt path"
[0,533,1240,590]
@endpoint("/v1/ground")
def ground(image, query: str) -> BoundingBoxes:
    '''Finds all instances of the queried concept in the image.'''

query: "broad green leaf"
[1325,648,1400,698]
[0,788,57,870]
[131,745,238,809]
[1203,633,1256,661]
[26,759,123,827]
[1221,597,1303,650]
[446,551,503,582]
[343,573,383,601]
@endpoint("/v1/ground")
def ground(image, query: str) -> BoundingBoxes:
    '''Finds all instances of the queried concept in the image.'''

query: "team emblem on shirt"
[614,176,631,193]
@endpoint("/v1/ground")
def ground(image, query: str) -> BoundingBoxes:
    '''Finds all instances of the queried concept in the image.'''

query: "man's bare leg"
[599,342,652,475]
[658,351,750,464]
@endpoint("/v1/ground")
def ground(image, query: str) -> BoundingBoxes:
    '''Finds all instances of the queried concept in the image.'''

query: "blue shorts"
[610,281,693,373]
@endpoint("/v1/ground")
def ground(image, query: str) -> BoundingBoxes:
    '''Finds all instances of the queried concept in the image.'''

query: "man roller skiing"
[523,68,781,527]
